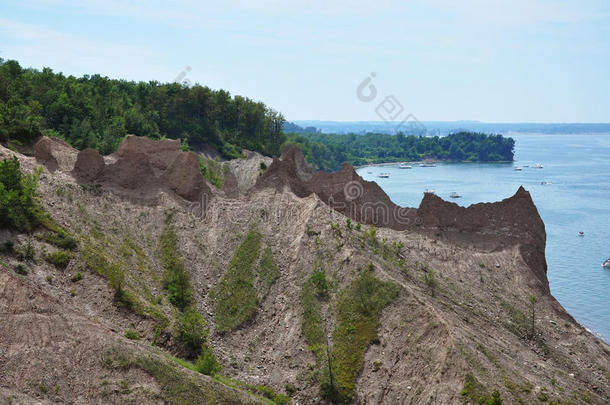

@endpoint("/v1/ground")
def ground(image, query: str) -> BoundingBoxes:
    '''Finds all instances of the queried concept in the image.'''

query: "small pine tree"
[195,345,221,375]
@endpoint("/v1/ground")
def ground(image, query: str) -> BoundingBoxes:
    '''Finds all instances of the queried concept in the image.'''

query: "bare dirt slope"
[0,138,608,404]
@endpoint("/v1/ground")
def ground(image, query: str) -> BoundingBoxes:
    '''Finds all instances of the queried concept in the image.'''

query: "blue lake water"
[355,133,610,342]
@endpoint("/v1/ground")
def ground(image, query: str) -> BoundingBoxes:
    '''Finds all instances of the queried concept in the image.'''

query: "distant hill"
[282,121,320,134]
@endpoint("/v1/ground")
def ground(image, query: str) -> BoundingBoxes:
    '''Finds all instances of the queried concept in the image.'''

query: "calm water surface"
[356,133,610,342]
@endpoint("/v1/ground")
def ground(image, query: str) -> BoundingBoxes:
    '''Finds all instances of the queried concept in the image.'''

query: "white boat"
[602,259,610,269]
[449,192,461,198]
[513,167,522,171]
[378,173,390,178]
[578,231,585,237]
[399,163,412,169]
[534,163,544,169]
[419,163,436,167]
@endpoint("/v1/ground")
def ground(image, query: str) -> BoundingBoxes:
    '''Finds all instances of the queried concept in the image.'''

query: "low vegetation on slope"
[0,156,78,272]
[331,265,399,402]
[158,212,219,371]
[212,225,280,332]
[301,246,399,403]
[159,212,193,311]
[212,226,262,332]
[198,156,229,189]
[103,346,256,405]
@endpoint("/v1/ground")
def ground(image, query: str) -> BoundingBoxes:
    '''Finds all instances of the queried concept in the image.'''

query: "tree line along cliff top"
[0,58,513,172]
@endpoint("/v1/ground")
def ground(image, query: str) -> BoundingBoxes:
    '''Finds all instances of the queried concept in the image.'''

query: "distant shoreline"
[353,160,513,169]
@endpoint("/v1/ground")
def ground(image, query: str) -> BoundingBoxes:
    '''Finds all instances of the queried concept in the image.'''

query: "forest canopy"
[283,131,515,172]
[0,59,285,158]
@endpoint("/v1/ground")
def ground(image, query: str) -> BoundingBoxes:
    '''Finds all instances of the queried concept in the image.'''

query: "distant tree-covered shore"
[283,131,515,171]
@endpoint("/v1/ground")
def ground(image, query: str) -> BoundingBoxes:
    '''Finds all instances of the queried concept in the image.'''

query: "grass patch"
[212,226,262,332]
[71,271,83,282]
[198,157,228,189]
[256,244,280,297]
[213,375,289,405]
[328,265,399,402]
[81,243,140,312]
[501,301,528,338]
[103,347,253,404]
[41,229,77,250]
[159,212,193,311]
[460,372,503,404]
[158,212,214,361]
[301,267,328,373]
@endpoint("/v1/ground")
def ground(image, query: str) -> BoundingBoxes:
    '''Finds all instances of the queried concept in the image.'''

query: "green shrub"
[212,226,261,332]
[45,249,73,268]
[424,271,438,297]
[536,390,549,402]
[71,271,83,282]
[195,345,221,376]
[359,226,378,247]
[17,241,36,261]
[175,307,208,357]
[310,269,328,297]
[0,157,43,232]
[14,263,28,275]
[330,223,342,238]
[124,329,140,340]
[1,239,14,253]
[285,383,296,396]
[180,138,191,152]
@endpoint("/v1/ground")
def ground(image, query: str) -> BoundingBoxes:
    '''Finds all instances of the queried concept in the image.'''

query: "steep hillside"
[0,136,608,404]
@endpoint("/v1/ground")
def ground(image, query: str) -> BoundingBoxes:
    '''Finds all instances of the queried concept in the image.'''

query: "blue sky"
[1,0,609,122]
